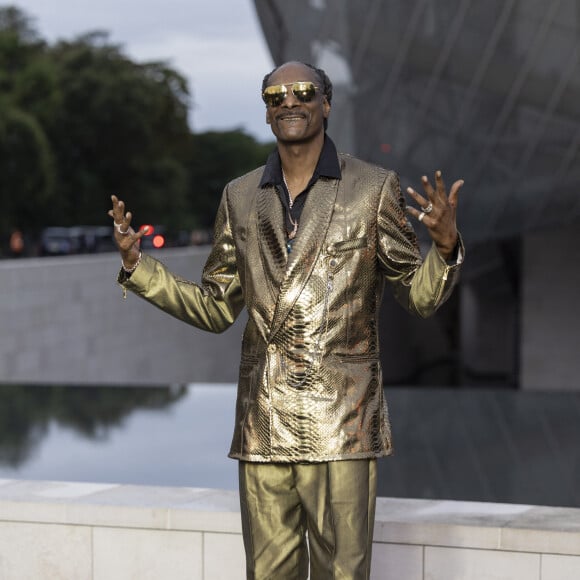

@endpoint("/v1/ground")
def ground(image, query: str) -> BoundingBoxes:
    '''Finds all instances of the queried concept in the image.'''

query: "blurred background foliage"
[0,5,274,239]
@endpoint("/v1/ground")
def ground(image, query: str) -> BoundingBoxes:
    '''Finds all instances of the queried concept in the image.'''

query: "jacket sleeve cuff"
[117,253,158,295]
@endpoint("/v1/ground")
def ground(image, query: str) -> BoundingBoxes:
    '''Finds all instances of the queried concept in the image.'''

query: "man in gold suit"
[109,61,464,579]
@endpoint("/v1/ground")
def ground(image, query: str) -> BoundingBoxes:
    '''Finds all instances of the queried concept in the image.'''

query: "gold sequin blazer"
[122,153,463,463]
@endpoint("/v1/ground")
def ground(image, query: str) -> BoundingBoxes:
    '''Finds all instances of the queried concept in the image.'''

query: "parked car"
[40,226,116,256]
[78,226,116,253]
[40,227,83,256]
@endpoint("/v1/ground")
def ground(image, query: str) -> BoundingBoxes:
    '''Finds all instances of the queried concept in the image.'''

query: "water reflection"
[0,383,238,490]
[1,384,580,507]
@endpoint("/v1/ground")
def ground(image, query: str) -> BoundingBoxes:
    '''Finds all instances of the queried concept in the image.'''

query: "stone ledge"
[1,479,579,557]
[0,479,241,534]
[374,497,580,556]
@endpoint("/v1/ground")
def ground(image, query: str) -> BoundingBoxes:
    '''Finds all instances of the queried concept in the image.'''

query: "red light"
[152,234,165,248]
[380,143,392,153]
[140,224,154,235]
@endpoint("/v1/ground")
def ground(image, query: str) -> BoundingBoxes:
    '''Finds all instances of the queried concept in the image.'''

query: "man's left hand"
[406,170,463,261]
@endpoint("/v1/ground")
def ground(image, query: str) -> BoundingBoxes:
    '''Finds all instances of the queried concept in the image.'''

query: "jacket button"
[329,258,338,268]
[268,344,277,353]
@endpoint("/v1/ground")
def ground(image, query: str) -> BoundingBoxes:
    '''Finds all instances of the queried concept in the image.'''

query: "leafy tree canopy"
[0,5,274,245]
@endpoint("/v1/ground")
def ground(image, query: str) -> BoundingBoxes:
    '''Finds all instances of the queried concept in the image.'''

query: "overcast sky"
[13,0,275,141]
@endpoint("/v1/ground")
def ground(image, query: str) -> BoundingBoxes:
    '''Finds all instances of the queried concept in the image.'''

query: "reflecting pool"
[0,383,238,489]
[1,383,580,508]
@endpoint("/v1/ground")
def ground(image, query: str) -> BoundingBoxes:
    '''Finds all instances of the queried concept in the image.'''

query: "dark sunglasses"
[262,81,320,107]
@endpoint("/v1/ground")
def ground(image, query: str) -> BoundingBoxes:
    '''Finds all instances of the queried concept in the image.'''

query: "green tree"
[0,4,44,94]
[0,5,275,242]
[0,107,55,232]
[187,129,274,228]
[45,32,192,228]
[0,6,55,234]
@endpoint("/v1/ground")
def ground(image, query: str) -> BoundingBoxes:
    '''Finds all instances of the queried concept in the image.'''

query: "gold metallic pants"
[239,459,377,579]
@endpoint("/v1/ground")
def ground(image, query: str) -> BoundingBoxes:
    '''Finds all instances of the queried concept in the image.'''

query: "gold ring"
[421,202,433,213]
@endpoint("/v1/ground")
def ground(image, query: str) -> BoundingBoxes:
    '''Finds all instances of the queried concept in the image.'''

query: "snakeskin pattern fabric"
[122,154,463,462]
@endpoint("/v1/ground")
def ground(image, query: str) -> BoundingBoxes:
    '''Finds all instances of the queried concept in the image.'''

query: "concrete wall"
[2,223,580,390]
[521,224,580,390]
[0,248,246,386]
[0,479,579,580]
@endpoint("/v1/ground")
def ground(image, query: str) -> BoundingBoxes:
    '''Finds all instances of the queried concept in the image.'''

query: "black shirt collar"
[259,135,341,188]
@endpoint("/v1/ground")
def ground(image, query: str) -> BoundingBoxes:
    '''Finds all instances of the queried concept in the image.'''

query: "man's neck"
[277,133,325,186]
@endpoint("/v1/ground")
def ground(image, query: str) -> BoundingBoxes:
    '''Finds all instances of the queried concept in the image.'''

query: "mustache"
[276,111,308,121]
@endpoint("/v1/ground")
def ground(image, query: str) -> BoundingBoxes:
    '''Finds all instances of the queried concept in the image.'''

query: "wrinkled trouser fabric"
[239,459,377,579]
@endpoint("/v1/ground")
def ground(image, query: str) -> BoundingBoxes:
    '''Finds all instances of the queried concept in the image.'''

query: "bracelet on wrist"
[122,251,142,274]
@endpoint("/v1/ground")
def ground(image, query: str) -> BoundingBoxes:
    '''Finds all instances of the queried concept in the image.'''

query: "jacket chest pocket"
[327,236,368,255]
[326,236,368,272]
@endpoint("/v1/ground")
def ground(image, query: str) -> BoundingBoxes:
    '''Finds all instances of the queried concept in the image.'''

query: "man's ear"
[266,109,271,125]
[323,98,331,120]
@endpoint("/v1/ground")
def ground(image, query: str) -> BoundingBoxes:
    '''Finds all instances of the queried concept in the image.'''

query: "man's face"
[264,62,330,144]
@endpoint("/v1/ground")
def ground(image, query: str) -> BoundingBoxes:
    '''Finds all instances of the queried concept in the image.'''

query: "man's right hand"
[108,194,149,270]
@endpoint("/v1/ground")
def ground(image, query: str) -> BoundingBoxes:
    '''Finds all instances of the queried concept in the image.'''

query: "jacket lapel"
[256,184,287,301]
[269,177,339,339]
